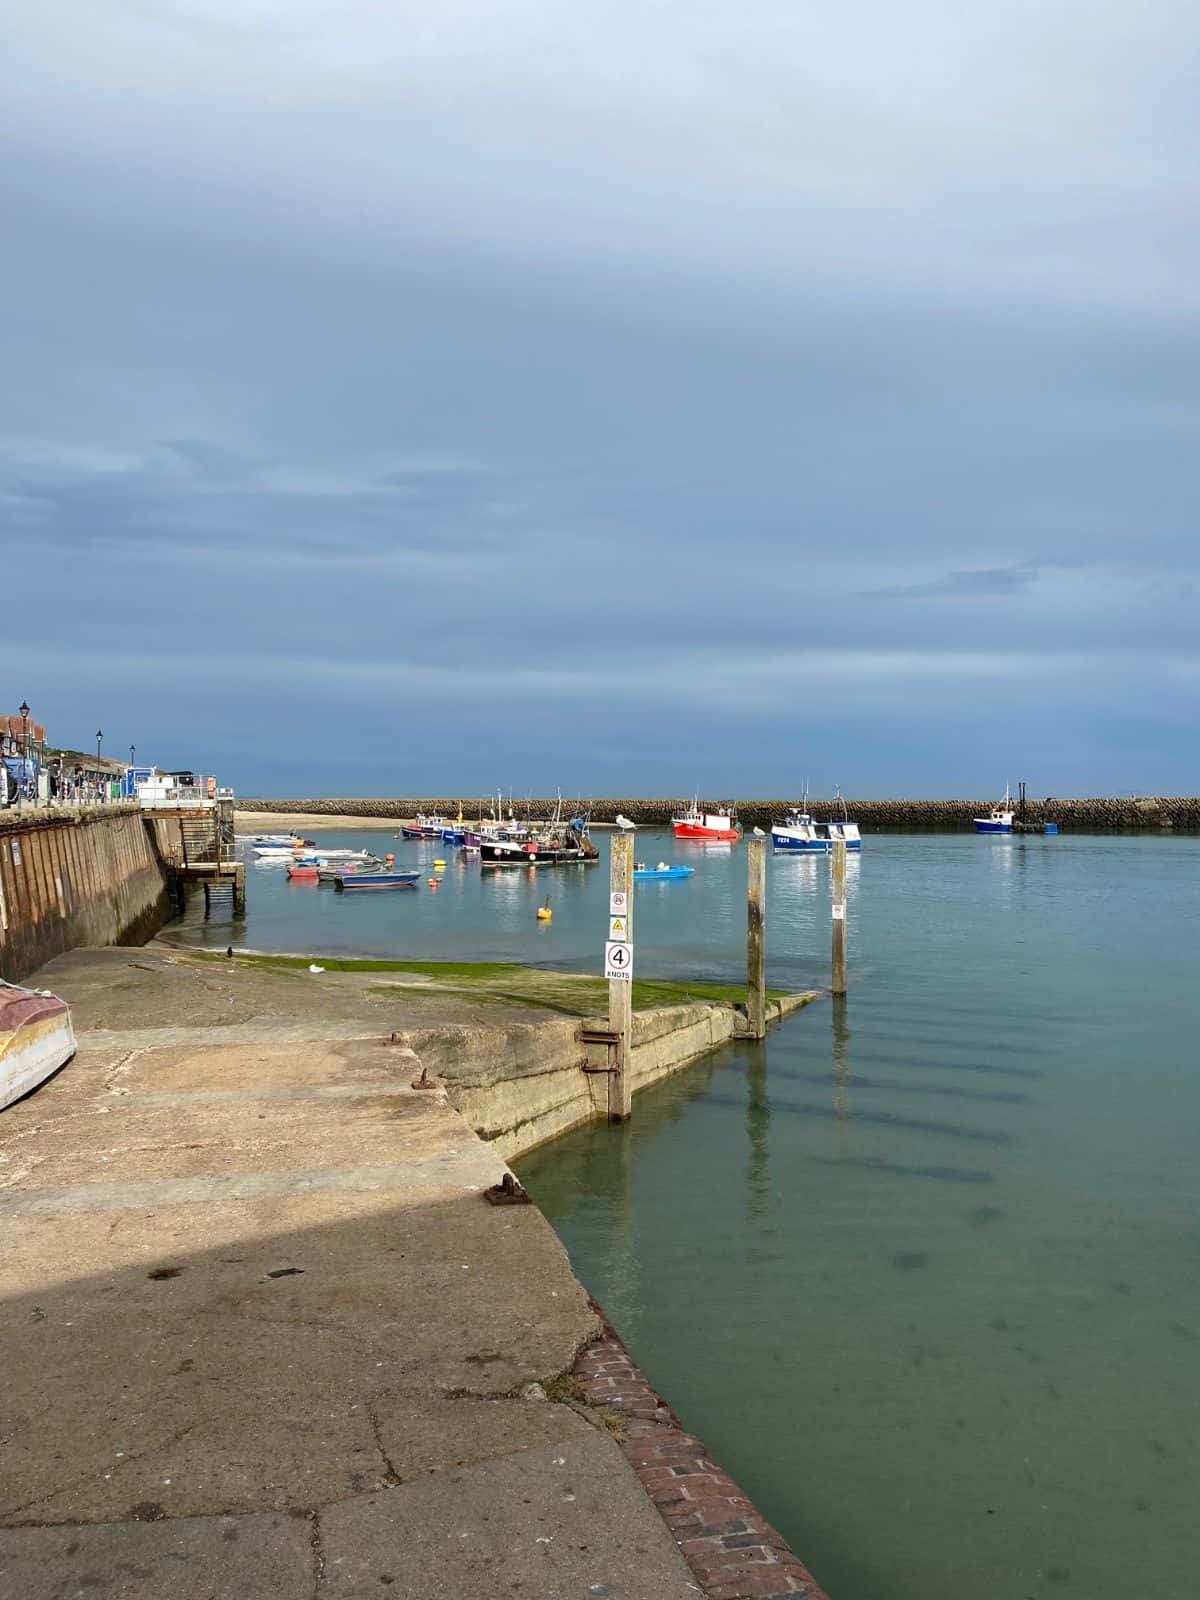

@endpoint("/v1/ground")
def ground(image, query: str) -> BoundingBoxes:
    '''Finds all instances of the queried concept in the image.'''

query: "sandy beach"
[234,809,408,832]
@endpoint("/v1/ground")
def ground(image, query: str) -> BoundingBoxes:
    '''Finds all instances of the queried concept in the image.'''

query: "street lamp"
[96,729,103,762]
[130,744,136,767]
[18,701,30,808]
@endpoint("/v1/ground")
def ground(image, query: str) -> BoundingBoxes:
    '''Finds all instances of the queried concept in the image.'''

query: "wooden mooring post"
[608,832,634,1121]
[747,834,766,1039]
[831,837,847,995]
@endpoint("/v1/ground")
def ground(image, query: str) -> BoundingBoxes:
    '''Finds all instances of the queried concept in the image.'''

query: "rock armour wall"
[237,795,1200,831]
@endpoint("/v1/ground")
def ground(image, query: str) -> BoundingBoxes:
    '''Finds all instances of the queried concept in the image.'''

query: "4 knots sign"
[605,941,632,982]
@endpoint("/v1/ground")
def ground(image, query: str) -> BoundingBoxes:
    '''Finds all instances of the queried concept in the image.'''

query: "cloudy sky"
[4,1,1197,796]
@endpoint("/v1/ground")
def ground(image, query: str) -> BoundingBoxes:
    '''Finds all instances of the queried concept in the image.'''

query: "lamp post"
[19,701,30,808]
[96,729,103,761]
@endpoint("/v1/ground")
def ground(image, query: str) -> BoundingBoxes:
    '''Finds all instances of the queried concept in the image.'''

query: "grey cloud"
[3,3,1199,791]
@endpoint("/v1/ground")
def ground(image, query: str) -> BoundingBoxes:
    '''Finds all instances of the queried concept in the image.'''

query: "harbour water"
[180,827,1200,1599]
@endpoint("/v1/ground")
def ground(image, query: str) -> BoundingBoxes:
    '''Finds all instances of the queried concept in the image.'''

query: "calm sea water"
[178,828,1200,1599]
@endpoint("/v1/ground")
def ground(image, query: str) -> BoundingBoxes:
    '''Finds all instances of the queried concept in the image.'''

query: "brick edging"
[574,1331,830,1600]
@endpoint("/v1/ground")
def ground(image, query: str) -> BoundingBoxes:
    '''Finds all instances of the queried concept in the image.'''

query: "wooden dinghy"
[1,979,77,1111]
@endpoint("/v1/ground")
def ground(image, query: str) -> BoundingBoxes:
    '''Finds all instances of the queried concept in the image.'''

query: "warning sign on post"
[609,890,628,916]
[832,902,846,920]
[605,941,633,981]
[609,915,628,940]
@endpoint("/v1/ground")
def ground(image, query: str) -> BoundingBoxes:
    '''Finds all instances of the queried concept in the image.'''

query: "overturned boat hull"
[1,981,77,1112]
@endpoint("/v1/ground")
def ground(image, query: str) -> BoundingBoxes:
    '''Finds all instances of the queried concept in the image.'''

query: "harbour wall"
[237,794,1200,831]
[409,992,815,1162]
[0,805,172,983]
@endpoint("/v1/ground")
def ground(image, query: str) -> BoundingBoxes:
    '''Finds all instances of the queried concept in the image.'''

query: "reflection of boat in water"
[974,787,1014,834]
[633,862,694,881]
[2,979,77,1112]
[672,799,741,841]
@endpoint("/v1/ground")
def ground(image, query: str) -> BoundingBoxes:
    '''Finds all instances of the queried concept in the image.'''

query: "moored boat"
[336,870,421,891]
[293,849,376,863]
[2,979,77,1112]
[633,862,694,881]
[672,799,741,842]
[974,787,1015,834]
[480,832,599,866]
[480,799,599,866]
[771,811,863,852]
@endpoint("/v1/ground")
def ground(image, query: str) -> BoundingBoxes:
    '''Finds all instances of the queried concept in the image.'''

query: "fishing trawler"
[672,798,741,842]
[480,796,599,865]
[974,787,1015,834]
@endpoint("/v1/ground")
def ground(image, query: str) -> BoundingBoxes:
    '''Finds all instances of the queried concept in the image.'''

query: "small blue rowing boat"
[336,871,421,891]
[633,864,695,881]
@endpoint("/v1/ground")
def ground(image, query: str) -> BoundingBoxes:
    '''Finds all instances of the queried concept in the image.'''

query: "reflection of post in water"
[832,994,852,1141]
[603,1115,641,1337]
[746,1042,772,1219]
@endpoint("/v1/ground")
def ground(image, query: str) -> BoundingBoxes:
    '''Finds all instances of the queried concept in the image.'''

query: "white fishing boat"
[1,979,77,1112]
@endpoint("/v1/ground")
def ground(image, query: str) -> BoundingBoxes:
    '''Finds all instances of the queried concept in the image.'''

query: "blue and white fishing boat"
[974,788,1015,834]
[633,862,694,881]
[771,796,862,853]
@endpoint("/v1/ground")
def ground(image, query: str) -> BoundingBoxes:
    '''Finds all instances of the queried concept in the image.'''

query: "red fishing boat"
[671,799,741,842]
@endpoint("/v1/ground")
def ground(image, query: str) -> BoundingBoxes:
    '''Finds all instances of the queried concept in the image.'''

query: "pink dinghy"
[1,979,77,1111]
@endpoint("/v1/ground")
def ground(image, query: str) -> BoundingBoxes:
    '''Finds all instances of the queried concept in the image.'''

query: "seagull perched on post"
[751,826,766,837]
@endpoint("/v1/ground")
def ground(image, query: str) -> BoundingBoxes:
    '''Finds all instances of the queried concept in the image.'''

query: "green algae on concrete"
[188,948,792,1017]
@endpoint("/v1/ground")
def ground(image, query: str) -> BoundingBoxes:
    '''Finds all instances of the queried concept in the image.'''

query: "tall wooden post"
[747,834,766,1039]
[608,832,634,1120]
[831,837,847,996]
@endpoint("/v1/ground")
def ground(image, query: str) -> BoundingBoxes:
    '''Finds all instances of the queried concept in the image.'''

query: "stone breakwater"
[237,796,1200,831]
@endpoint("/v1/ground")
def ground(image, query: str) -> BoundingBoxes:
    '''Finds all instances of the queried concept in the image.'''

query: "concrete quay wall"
[411,993,816,1162]
[0,805,171,983]
[237,794,1200,831]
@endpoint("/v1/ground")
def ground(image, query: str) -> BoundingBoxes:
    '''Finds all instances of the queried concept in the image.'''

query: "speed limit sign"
[605,941,633,981]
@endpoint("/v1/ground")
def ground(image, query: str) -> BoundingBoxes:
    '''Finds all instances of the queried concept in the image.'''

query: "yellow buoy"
[536,897,552,921]
[433,858,447,870]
